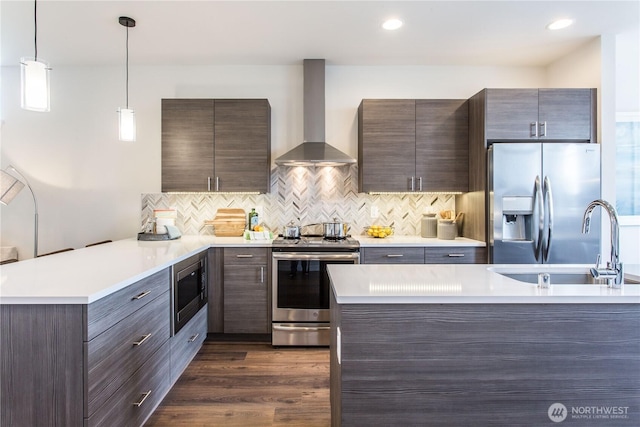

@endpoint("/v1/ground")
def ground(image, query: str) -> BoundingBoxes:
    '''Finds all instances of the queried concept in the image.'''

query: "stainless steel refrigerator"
[488,143,601,264]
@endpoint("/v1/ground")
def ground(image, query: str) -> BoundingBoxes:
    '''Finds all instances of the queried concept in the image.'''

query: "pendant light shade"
[118,16,136,141]
[21,0,50,112]
[118,107,136,141]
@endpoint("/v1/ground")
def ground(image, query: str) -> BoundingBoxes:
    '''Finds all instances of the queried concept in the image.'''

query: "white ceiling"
[1,0,638,67]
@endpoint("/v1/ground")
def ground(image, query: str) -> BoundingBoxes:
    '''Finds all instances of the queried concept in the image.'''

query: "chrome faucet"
[582,199,624,288]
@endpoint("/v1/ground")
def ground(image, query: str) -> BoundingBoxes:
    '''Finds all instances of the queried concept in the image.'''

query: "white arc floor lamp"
[0,166,39,257]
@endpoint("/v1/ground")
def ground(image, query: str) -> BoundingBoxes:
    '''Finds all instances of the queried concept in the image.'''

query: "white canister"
[421,214,437,238]
[437,220,457,240]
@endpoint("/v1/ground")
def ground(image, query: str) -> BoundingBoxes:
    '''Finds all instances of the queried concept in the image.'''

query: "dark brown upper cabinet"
[358,99,416,193]
[416,99,469,193]
[358,99,469,193]
[482,88,596,142]
[161,99,271,193]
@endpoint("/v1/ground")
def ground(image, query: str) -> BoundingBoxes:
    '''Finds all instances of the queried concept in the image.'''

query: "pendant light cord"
[33,0,38,60]
[125,24,129,108]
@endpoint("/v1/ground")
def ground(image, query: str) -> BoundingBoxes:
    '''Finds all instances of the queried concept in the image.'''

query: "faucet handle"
[594,254,601,269]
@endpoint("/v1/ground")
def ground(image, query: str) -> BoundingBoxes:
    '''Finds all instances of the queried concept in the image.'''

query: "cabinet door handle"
[530,122,538,137]
[133,390,152,407]
[133,334,152,346]
[215,176,220,191]
[410,176,415,191]
[386,254,404,258]
[131,290,151,300]
[418,177,423,192]
[448,253,465,257]
[236,254,254,258]
[188,333,200,343]
[207,177,211,191]
[539,121,547,137]
[260,266,265,283]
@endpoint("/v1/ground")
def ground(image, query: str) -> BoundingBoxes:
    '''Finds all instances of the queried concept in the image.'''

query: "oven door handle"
[273,325,331,332]
[272,253,359,261]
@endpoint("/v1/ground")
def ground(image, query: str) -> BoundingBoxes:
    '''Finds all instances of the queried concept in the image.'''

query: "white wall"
[2,63,547,259]
[546,34,640,265]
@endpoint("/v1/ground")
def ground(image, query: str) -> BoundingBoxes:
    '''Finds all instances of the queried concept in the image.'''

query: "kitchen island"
[0,236,273,427]
[328,264,640,427]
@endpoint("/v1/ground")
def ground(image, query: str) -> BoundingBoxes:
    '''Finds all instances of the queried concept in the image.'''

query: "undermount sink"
[498,272,601,285]
[488,266,605,285]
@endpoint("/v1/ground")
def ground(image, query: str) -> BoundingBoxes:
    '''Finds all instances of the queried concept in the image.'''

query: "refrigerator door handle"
[543,176,554,262]
[534,175,544,261]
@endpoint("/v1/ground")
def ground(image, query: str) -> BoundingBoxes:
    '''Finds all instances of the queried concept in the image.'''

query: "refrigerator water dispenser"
[502,196,533,241]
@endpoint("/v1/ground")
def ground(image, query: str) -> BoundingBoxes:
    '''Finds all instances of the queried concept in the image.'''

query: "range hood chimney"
[275,59,356,166]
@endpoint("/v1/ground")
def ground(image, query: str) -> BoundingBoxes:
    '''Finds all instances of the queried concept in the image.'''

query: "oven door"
[272,252,359,323]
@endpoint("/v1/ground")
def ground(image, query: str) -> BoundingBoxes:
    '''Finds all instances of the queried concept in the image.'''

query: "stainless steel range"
[271,235,360,346]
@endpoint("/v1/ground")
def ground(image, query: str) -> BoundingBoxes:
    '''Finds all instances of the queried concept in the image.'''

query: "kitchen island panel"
[1,304,84,426]
[331,296,640,426]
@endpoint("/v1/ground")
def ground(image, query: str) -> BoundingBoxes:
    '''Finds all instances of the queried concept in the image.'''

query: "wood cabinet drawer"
[170,306,207,385]
[85,290,170,417]
[223,247,268,265]
[362,247,424,264]
[86,340,171,427]
[85,268,170,340]
[424,247,487,264]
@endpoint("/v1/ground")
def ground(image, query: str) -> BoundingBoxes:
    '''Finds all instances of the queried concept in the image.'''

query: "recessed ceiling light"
[382,19,403,31]
[546,18,574,30]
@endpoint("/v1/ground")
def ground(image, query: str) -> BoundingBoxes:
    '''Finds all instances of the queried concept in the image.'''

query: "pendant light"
[118,16,136,141]
[21,0,50,112]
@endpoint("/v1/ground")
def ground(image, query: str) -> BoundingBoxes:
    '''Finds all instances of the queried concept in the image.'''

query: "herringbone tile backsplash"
[142,165,455,236]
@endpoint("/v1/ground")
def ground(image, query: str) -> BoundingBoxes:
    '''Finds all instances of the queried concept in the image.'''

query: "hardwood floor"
[145,340,330,427]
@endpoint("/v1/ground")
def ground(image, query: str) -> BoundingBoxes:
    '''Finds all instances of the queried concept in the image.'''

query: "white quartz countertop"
[353,235,484,247]
[0,235,272,305]
[328,263,640,304]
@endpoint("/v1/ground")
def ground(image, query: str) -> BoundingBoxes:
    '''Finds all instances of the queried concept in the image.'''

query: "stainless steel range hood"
[275,59,356,166]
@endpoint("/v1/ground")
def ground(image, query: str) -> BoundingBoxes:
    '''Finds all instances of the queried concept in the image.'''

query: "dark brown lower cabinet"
[170,306,208,385]
[361,247,425,264]
[223,247,270,333]
[424,246,487,264]
[1,267,206,427]
[361,246,487,264]
[331,297,640,426]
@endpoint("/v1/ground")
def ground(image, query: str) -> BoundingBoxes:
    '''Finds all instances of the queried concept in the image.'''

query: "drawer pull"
[448,253,465,257]
[133,390,152,407]
[188,333,200,343]
[133,334,152,346]
[132,290,151,300]
[386,254,404,258]
[236,254,254,258]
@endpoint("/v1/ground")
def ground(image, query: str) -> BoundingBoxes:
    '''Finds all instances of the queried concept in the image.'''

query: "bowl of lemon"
[365,225,394,238]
